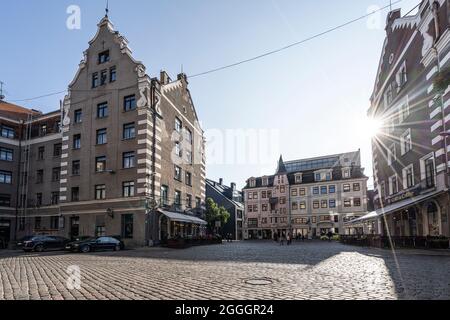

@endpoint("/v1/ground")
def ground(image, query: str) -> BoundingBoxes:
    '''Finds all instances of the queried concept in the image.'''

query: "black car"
[65,236,124,253]
[23,236,70,252]
[15,236,34,250]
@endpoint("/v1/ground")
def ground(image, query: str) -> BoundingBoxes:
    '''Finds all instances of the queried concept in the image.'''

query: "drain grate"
[244,278,273,286]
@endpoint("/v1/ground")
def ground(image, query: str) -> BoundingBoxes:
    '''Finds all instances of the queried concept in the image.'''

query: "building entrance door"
[427,202,440,236]
[70,217,80,239]
[0,220,11,249]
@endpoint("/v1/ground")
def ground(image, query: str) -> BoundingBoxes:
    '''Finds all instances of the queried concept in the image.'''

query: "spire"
[105,0,109,17]
[275,155,287,175]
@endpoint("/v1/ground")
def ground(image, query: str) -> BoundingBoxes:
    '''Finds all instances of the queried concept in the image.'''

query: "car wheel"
[34,245,44,252]
[81,245,91,253]
[113,245,121,251]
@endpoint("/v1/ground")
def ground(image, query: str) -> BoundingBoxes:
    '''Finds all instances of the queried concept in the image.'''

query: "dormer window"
[295,174,302,184]
[315,173,321,182]
[98,50,110,64]
[249,179,256,188]
[342,168,351,179]
[262,177,268,186]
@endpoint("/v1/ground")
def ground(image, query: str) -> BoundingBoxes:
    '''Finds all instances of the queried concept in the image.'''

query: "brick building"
[0,15,206,248]
[243,151,368,240]
[347,1,450,238]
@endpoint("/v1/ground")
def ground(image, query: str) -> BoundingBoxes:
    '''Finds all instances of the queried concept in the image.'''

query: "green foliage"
[205,198,230,233]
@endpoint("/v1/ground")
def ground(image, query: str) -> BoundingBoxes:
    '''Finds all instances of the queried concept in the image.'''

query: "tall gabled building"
[0,15,207,248]
[350,1,450,237]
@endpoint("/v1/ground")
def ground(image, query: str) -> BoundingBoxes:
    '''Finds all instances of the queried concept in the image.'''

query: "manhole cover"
[244,278,273,286]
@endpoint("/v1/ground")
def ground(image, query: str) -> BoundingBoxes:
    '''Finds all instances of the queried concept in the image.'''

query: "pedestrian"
[327,231,333,242]
[302,234,305,242]
[286,233,291,246]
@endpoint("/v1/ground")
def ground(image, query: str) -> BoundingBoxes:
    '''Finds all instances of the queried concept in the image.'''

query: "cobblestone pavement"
[0,241,449,300]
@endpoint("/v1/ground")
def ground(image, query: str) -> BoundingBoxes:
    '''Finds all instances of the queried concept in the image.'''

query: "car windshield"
[20,236,34,241]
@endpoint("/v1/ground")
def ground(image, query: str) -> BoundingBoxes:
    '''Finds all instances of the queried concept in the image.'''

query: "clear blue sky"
[0,0,420,189]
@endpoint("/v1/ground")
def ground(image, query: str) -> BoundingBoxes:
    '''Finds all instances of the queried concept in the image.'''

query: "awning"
[346,190,445,225]
[159,210,207,225]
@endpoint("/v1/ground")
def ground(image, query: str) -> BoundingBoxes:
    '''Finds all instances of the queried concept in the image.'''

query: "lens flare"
[365,117,383,137]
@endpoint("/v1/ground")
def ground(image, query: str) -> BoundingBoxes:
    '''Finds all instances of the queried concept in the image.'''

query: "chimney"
[219,178,223,185]
[231,183,236,191]
[160,71,171,85]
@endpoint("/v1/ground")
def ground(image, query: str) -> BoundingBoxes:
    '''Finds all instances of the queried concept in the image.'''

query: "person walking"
[286,233,291,246]
[280,233,285,246]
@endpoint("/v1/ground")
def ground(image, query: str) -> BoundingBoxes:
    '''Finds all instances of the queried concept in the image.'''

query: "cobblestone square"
[0,241,449,300]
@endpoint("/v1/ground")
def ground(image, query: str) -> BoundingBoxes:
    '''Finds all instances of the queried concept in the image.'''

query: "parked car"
[65,236,124,253]
[23,236,70,252]
[16,236,35,250]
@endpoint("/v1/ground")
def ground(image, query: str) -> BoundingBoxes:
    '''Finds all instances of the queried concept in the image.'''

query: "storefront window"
[121,214,133,239]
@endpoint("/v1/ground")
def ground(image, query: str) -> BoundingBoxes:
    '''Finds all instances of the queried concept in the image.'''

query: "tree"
[205,198,230,234]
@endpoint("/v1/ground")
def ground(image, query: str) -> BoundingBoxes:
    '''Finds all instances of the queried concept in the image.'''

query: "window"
[174,165,182,181]
[98,50,110,64]
[400,98,410,122]
[425,158,435,188]
[96,129,107,145]
[321,200,328,208]
[51,216,59,230]
[325,172,332,181]
[313,201,320,209]
[343,169,351,178]
[186,151,192,165]
[388,143,396,165]
[72,160,80,175]
[0,148,13,161]
[175,190,182,206]
[299,188,306,196]
[280,186,285,193]
[321,186,327,194]
[51,192,59,205]
[36,193,42,206]
[312,216,317,224]
[53,143,62,157]
[92,72,99,88]
[52,167,60,182]
[36,170,43,184]
[253,204,258,212]
[196,197,202,208]
[161,185,169,206]
[299,202,306,210]
[354,198,361,207]
[38,147,45,160]
[313,187,319,195]
[329,185,336,194]
[329,199,336,208]
[96,156,107,172]
[39,124,47,136]
[249,179,256,188]
[0,194,11,207]
[389,175,398,195]
[123,122,136,140]
[280,197,286,205]
[100,69,108,85]
[343,184,351,192]
[353,183,361,192]
[71,187,79,202]
[315,173,321,181]
[74,109,82,123]
[97,102,108,118]
[55,121,61,133]
[121,214,134,239]
[400,129,412,155]
[186,194,192,208]
[320,215,331,222]
[396,61,407,89]
[175,117,182,133]
[403,165,414,189]
[123,152,135,169]
[122,181,135,197]
[73,134,81,149]
[262,178,268,186]
[248,219,258,228]
[253,192,258,200]
[175,142,182,157]
[110,66,117,82]
[291,189,298,197]
[35,217,41,230]
[95,185,106,200]
[124,95,136,112]
[1,125,14,139]
[295,174,302,184]
[344,199,351,207]
[384,84,393,107]
[262,204,268,212]
[185,129,193,145]
[185,172,192,186]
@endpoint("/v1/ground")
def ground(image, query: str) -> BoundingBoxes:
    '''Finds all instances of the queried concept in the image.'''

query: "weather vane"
[105,0,109,17]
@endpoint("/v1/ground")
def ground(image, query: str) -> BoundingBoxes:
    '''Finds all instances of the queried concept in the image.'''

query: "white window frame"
[402,164,414,189]
[399,95,410,123]
[420,152,436,183]
[249,179,256,188]
[389,175,399,195]
[400,129,412,155]
[396,60,407,91]
[388,143,396,166]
